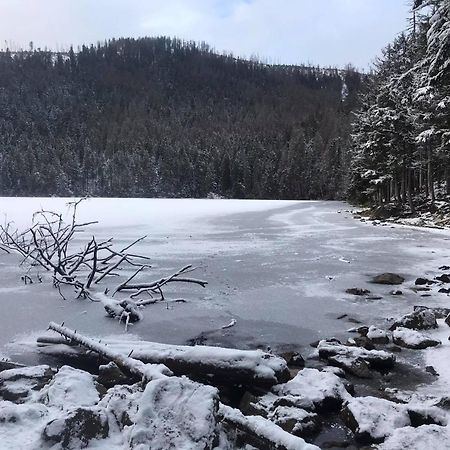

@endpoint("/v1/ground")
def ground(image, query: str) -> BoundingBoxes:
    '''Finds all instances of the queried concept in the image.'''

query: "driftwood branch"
[1,200,208,325]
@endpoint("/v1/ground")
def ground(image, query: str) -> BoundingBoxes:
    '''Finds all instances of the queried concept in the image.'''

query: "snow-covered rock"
[39,365,101,410]
[42,407,110,449]
[129,376,219,450]
[341,396,410,443]
[267,405,319,437]
[367,326,389,344]
[318,340,395,372]
[378,424,450,450]
[0,364,55,403]
[390,309,438,331]
[273,368,351,412]
[392,327,441,349]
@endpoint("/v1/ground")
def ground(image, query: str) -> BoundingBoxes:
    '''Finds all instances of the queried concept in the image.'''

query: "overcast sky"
[0,0,410,69]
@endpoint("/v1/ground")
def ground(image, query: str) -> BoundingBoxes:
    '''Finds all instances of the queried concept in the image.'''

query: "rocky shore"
[1,264,450,449]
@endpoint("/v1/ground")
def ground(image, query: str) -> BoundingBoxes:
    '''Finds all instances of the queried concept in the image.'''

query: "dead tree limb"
[48,322,171,381]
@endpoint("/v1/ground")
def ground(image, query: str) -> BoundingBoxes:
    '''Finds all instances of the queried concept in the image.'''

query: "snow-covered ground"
[0,198,449,364]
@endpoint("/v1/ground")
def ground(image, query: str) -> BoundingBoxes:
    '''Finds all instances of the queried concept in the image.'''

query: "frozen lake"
[1,197,449,363]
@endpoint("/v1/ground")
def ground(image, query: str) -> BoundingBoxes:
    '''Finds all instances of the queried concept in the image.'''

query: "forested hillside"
[0,37,360,199]
[349,0,450,212]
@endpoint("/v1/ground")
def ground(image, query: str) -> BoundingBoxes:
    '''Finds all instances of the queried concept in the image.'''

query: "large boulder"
[390,310,438,331]
[371,273,405,285]
[392,327,441,350]
[129,376,219,450]
[42,407,109,449]
[341,396,410,444]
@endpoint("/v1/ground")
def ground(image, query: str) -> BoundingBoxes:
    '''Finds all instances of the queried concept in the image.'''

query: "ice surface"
[1,198,450,364]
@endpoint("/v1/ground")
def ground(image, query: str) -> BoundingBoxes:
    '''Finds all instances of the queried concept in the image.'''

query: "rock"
[0,401,48,424]
[328,355,372,379]
[98,362,130,388]
[425,366,439,376]
[390,309,438,331]
[366,295,383,300]
[346,288,371,296]
[318,340,396,373]
[446,313,450,327]
[439,265,450,271]
[341,396,410,444]
[439,288,450,294]
[411,286,431,292]
[378,424,450,450]
[321,366,346,378]
[436,274,450,283]
[390,290,403,296]
[43,407,109,449]
[268,405,320,437]
[366,326,389,345]
[336,314,348,319]
[392,327,441,349]
[347,317,363,324]
[349,336,376,350]
[415,277,436,285]
[370,205,400,220]
[238,391,267,417]
[0,365,55,403]
[129,377,219,450]
[371,273,405,285]
[407,405,447,427]
[309,340,321,348]
[355,326,369,336]
[273,368,350,412]
[385,344,402,353]
[99,384,142,429]
[39,366,101,409]
[280,351,305,368]
[413,305,450,319]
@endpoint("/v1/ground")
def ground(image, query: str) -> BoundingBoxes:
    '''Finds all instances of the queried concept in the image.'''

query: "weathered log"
[42,325,290,386]
[48,322,171,382]
[219,404,320,450]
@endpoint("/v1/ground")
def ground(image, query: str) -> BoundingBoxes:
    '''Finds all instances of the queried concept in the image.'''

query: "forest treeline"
[0,37,361,199]
[349,0,450,211]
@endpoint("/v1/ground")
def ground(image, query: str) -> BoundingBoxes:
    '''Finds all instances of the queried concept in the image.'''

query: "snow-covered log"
[219,404,320,450]
[43,324,290,386]
[47,322,172,382]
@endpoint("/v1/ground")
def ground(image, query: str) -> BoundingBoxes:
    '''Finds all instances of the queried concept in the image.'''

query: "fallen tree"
[0,199,207,326]
[43,322,291,386]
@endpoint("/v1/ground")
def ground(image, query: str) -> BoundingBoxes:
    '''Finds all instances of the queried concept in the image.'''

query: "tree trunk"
[428,144,435,202]
[407,168,415,214]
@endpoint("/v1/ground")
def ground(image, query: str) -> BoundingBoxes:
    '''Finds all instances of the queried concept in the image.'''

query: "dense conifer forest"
[349,0,450,211]
[0,37,361,199]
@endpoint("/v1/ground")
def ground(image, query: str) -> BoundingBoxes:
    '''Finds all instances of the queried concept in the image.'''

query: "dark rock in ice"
[425,366,439,376]
[371,273,405,285]
[414,305,450,319]
[346,288,371,296]
[436,274,450,283]
[415,277,436,285]
[390,290,403,296]
[390,309,438,331]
